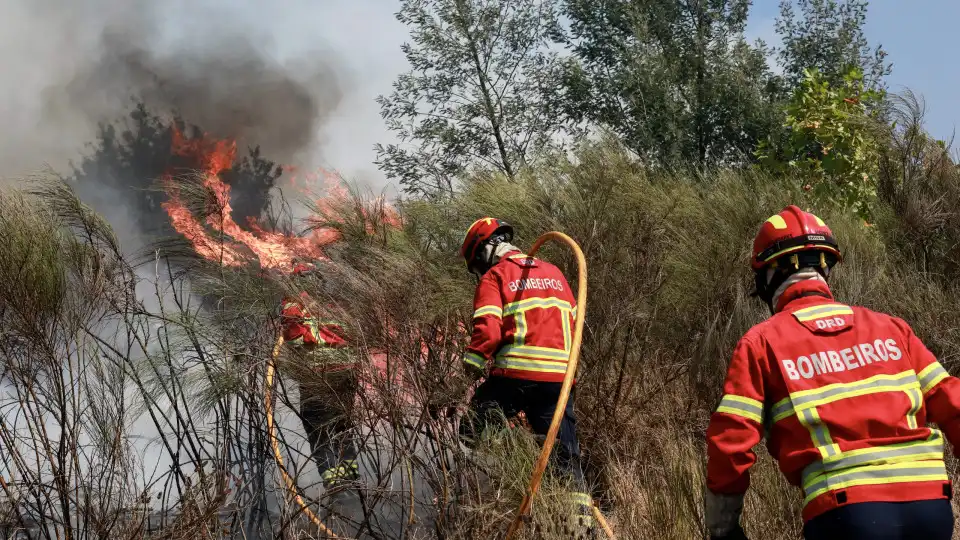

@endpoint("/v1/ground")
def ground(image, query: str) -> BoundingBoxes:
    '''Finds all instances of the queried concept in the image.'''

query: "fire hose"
[503,231,615,540]
[263,231,614,539]
[265,333,343,538]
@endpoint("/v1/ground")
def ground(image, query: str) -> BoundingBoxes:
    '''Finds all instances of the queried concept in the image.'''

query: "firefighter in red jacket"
[457,217,594,533]
[706,205,960,540]
[279,262,360,495]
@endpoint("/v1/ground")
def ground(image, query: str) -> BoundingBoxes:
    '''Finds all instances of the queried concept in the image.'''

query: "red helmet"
[752,205,841,270]
[459,217,514,266]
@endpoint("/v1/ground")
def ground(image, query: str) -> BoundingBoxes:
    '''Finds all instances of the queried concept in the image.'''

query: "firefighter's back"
[757,296,950,522]
[487,252,576,382]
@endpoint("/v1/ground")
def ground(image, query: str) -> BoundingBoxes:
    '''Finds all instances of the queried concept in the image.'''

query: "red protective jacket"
[280,292,352,372]
[463,250,577,383]
[707,279,960,521]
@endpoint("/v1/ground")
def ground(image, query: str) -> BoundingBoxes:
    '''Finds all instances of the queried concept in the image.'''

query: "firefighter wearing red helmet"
[705,205,960,540]
[279,260,361,504]
[457,217,594,533]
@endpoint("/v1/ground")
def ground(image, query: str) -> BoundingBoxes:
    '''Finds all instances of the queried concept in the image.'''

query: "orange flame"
[161,127,398,273]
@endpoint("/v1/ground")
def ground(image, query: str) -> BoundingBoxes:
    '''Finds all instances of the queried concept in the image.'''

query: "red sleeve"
[280,296,349,348]
[898,319,960,453]
[463,272,504,373]
[280,297,316,346]
[706,334,767,495]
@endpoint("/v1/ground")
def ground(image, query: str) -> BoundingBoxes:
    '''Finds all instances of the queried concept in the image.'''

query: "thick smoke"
[1,0,343,171]
[0,0,344,249]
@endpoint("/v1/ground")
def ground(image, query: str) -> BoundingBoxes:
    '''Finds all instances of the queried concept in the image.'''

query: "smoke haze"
[0,0,344,179]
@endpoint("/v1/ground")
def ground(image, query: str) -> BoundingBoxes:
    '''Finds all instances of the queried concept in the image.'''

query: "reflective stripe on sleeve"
[716,395,764,424]
[918,362,950,394]
[473,305,503,319]
[464,352,486,370]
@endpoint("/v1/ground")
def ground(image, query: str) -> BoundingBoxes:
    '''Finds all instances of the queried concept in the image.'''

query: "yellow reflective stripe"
[514,311,528,346]
[498,344,569,361]
[561,306,572,352]
[802,460,948,505]
[473,305,503,319]
[798,406,840,459]
[321,460,359,482]
[493,357,568,374]
[906,386,922,429]
[766,215,788,229]
[569,492,593,506]
[463,352,486,370]
[801,431,944,488]
[773,371,921,424]
[502,297,574,316]
[918,362,949,394]
[716,395,764,424]
[788,370,918,410]
[282,302,300,310]
[792,303,854,322]
[771,398,794,423]
[764,244,840,264]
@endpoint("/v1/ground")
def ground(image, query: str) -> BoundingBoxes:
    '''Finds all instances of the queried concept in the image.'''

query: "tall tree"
[376,0,567,197]
[775,0,891,91]
[560,0,782,166]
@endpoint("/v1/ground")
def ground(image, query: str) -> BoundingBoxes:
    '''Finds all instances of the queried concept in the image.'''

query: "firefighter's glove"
[705,489,746,540]
[464,361,486,381]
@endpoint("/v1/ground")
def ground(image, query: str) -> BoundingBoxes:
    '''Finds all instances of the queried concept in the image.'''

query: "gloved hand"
[711,523,748,540]
[704,489,746,540]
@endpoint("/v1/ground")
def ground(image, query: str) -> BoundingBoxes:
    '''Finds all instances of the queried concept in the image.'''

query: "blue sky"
[747,0,960,142]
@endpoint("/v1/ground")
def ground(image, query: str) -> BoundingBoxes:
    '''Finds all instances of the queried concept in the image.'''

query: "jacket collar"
[774,279,835,314]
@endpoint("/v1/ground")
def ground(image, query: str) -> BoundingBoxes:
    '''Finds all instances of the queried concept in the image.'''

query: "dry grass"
[3,105,960,538]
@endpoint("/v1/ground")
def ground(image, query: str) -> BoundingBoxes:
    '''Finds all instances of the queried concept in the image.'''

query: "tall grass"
[3,103,960,538]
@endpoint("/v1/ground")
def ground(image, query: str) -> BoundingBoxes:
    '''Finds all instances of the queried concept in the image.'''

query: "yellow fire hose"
[503,232,615,540]
[265,334,343,538]
[263,231,613,539]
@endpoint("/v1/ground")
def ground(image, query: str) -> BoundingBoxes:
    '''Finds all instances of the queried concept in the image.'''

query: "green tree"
[775,0,891,91]
[375,0,568,198]
[756,67,884,219]
[559,0,783,166]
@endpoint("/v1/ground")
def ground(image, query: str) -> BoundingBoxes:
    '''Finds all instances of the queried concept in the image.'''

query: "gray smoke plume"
[0,0,345,253]
[1,0,343,175]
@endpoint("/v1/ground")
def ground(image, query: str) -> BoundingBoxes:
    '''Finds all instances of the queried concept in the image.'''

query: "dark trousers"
[460,376,586,490]
[298,369,360,486]
[803,500,954,540]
